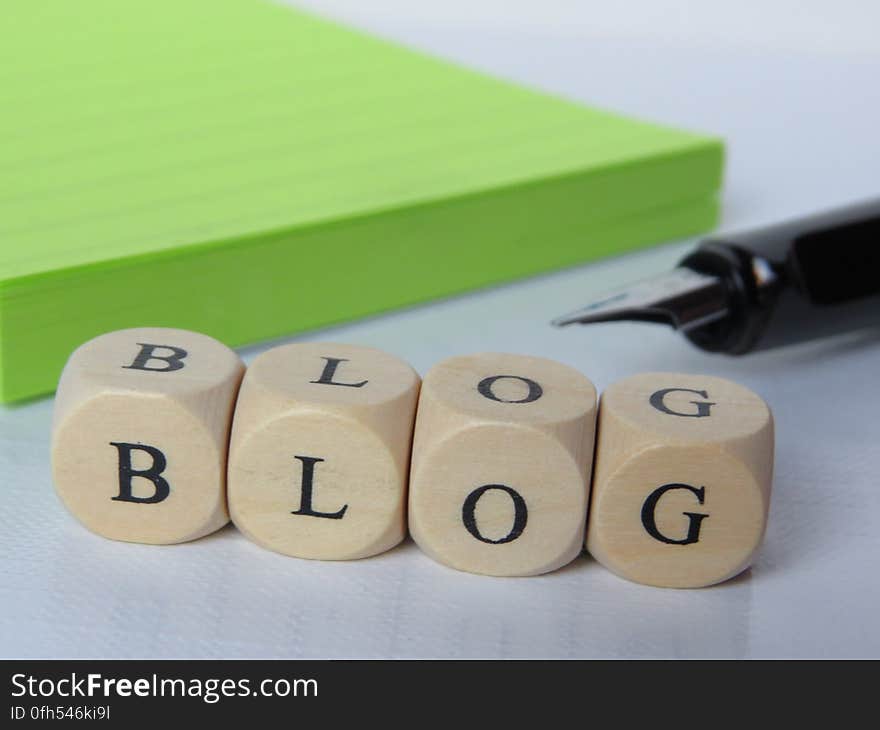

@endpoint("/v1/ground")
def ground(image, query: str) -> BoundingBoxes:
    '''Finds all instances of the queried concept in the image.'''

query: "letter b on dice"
[51,328,245,544]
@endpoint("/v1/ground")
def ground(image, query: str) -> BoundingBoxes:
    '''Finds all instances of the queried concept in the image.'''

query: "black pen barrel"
[679,199,880,354]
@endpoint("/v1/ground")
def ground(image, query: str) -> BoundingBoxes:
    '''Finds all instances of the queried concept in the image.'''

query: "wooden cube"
[227,343,420,560]
[587,372,774,588]
[51,327,245,544]
[409,353,597,576]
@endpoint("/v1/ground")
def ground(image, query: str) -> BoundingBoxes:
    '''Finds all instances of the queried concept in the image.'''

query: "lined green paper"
[0,0,723,402]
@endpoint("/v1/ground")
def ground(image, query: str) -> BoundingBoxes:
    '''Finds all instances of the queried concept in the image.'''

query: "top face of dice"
[600,373,773,445]
[227,342,421,561]
[416,353,599,427]
[241,343,417,410]
[55,328,244,398]
[409,353,597,577]
[51,328,245,544]
[587,372,774,588]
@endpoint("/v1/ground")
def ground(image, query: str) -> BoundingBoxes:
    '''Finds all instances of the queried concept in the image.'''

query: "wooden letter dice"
[587,372,774,588]
[227,343,420,560]
[51,327,245,544]
[409,353,597,576]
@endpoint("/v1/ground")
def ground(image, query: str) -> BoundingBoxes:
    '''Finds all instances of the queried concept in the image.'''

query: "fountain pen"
[553,198,880,354]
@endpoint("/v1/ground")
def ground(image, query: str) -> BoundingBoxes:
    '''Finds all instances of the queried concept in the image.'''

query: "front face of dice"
[227,343,420,560]
[409,353,597,577]
[51,328,245,544]
[587,373,774,588]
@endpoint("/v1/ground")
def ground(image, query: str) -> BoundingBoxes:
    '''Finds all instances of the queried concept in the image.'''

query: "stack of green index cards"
[0,0,724,403]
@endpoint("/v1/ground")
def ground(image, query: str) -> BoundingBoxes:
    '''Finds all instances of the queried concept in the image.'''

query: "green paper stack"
[0,0,723,403]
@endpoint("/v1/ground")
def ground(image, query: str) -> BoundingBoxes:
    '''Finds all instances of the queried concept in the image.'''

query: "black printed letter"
[649,388,715,417]
[641,483,709,545]
[123,343,188,372]
[477,375,543,404]
[462,484,528,544]
[110,442,171,504]
[309,357,368,388]
[291,456,348,519]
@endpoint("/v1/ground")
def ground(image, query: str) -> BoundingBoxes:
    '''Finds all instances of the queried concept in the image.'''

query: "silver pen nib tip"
[551,292,632,327]
[552,268,730,332]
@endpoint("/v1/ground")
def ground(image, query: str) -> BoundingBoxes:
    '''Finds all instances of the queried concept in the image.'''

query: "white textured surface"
[2,0,879,658]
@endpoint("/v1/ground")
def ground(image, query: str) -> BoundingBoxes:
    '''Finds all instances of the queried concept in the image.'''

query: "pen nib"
[552,268,730,331]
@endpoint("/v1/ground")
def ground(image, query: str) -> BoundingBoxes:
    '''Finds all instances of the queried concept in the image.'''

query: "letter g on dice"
[587,372,774,588]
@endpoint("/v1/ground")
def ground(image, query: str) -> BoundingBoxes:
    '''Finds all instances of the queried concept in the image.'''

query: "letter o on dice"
[408,353,597,576]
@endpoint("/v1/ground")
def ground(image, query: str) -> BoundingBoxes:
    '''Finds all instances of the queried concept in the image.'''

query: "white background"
[2,0,879,658]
